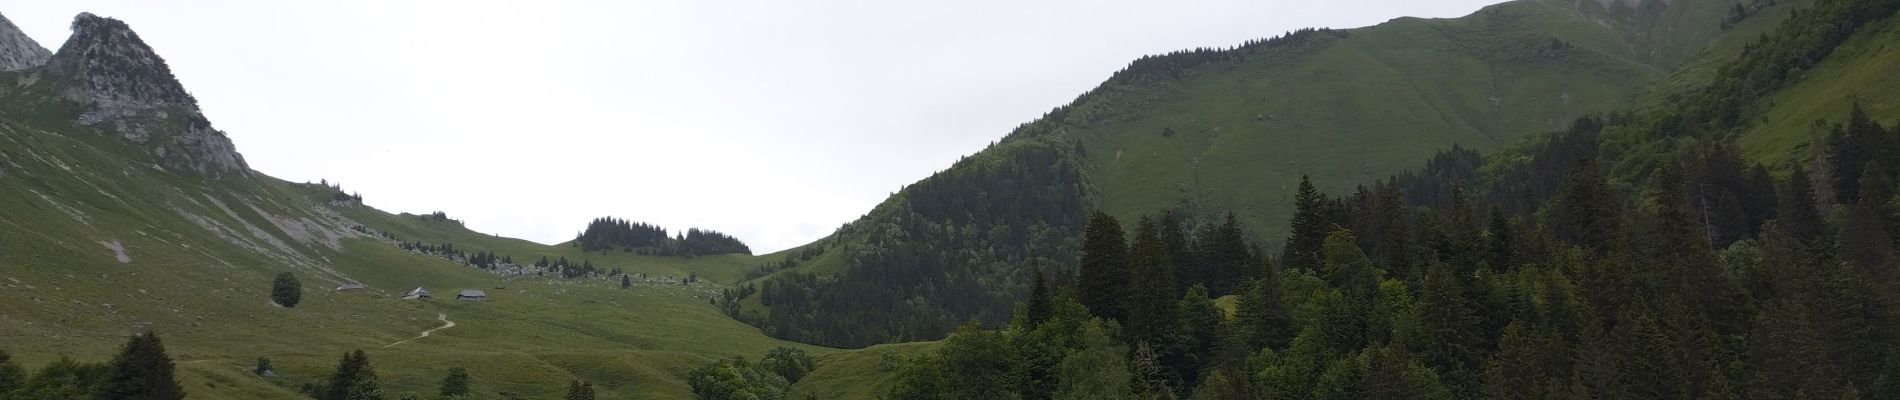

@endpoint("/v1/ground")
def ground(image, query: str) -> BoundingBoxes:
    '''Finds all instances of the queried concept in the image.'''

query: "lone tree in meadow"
[96,331,185,400]
[272,271,302,308]
[621,274,632,289]
[566,380,596,400]
[439,367,470,398]
[0,349,26,395]
[324,350,383,400]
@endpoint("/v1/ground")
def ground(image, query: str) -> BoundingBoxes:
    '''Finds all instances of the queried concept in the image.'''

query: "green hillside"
[1737,10,1900,166]
[0,114,832,399]
[0,12,838,399]
[6,0,1900,398]
[731,0,1818,348]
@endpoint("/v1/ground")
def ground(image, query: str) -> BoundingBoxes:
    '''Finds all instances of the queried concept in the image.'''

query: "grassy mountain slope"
[1736,10,1900,165]
[0,113,830,399]
[0,13,834,399]
[734,0,1811,348]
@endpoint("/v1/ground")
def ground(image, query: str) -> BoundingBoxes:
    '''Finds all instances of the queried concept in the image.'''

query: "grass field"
[0,0,1875,398]
[0,114,841,399]
[1736,10,1900,167]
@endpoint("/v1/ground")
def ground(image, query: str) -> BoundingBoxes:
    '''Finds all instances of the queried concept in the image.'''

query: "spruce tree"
[0,349,24,395]
[1201,213,1253,297]
[1552,158,1622,253]
[97,331,184,400]
[324,350,383,400]
[1616,311,1685,400]
[1284,176,1329,272]
[621,274,632,289]
[1780,166,1824,242]
[272,271,302,308]
[1177,285,1225,389]
[439,367,470,398]
[1413,263,1480,378]
[1856,162,1900,245]
[1024,263,1055,328]
[1235,277,1294,349]
[1482,322,1559,400]
[565,380,595,400]
[1159,212,1196,294]
[1485,209,1516,273]
[1078,211,1131,321]
[1126,216,1181,344]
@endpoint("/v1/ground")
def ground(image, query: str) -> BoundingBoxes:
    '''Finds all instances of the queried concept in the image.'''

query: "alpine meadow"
[3,0,1900,399]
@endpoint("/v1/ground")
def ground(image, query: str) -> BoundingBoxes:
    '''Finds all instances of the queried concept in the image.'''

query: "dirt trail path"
[383,313,454,348]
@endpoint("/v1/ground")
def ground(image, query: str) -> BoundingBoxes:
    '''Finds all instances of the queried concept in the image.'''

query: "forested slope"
[731,0,1814,348]
[861,1,1900,399]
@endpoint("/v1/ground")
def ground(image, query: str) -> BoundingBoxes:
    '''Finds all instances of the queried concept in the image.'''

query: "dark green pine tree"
[1828,101,1890,203]
[0,349,27,396]
[1176,285,1225,390]
[1615,310,1685,400]
[439,367,470,398]
[1859,162,1900,242]
[1482,322,1540,400]
[565,380,595,400]
[1485,209,1516,273]
[1200,213,1254,297]
[324,350,383,400]
[1125,216,1181,344]
[1077,211,1132,321]
[272,271,302,308]
[1024,263,1055,328]
[1412,262,1481,383]
[1159,212,1197,294]
[1746,265,1839,399]
[1234,275,1294,350]
[620,274,632,289]
[96,331,185,400]
[1438,186,1486,272]
[1641,166,1741,334]
[1841,189,1896,277]
[1284,176,1329,272]
[1780,166,1824,242]
[1552,158,1622,253]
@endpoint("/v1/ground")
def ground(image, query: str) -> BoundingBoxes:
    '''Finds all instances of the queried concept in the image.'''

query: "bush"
[271,272,301,308]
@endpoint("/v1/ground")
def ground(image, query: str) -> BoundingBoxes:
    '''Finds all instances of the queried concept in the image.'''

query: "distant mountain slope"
[733,0,1815,348]
[1736,9,1900,165]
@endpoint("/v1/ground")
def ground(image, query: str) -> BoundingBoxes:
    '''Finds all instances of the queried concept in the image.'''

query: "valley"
[5,0,1900,399]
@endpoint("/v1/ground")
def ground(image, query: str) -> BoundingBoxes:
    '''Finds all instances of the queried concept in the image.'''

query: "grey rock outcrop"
[0,12,52,71]
[45,13,247,175]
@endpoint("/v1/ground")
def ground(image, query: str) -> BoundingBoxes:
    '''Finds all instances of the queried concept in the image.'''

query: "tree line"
[882,93,1900,399]
[574,217,752,257]
[0,332,184,400]
[729,139,1088,347]
[686,346,815,400]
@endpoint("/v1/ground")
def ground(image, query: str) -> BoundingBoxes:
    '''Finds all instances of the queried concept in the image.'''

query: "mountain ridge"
[23,12,248,175]
[727,0,1819,348]
[0,12,49,71]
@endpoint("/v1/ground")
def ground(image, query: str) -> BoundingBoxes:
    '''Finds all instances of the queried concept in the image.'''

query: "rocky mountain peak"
[44,12,247,175]
[48,12,198,109]
[0,12,51,71]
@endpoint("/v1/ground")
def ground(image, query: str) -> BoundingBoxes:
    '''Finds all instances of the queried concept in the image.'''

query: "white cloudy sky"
[6,0,1502,253]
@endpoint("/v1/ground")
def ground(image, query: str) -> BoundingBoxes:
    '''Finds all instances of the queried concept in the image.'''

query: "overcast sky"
[6,0,1503,253]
